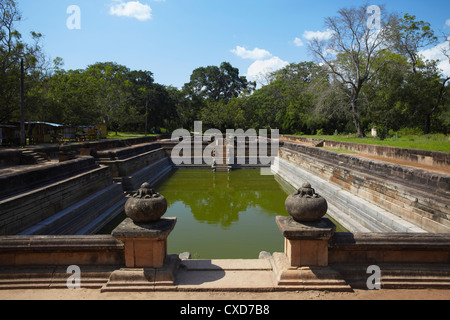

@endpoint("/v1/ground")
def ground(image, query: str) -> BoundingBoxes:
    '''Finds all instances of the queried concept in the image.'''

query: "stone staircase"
[21,149,49,164]
[212,140,233,172]
[0,159,126,236]
[17,183,126,236]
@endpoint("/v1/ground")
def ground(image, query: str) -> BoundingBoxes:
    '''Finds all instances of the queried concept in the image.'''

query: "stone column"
[112,217,177,269]
[276,216,335,268]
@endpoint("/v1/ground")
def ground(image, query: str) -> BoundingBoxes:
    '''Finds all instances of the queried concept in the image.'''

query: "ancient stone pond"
[100,168,346,259]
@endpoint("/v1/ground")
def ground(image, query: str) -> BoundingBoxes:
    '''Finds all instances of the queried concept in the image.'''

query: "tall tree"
[392,13,438,74]
[0,0,43,123]
[85,62,137,133]
[307,3,397,137]
[392,14,447,133]
[184,62,255,102]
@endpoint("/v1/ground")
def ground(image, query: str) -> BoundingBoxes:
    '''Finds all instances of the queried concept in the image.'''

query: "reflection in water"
[153,169,291,259]
[156,170,289,229]
[99,169,347,259]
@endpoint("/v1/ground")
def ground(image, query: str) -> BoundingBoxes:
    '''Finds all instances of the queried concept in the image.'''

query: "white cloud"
[231,46,272,60]
[109,1,152,21]
[293,37,304,47]
[419,41,450,77]
[247,56,289,83]
[446,19,450,27]
[303,29,335,41]
[231,46,289,86]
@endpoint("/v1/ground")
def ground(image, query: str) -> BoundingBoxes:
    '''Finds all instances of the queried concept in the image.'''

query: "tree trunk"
[20,58,26,146]
[350,98,365,138]
[424,114,431,135]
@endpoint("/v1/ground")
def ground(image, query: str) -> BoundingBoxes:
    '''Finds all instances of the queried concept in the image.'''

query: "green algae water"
[155,169,291,259]
[100,168,347,259]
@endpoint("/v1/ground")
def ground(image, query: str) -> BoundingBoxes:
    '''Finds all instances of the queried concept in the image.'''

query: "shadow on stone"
[176,260,226,286]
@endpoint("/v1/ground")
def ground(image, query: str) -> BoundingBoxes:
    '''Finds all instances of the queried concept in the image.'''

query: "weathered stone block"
[112,218,176,269]
[276,216,335,268]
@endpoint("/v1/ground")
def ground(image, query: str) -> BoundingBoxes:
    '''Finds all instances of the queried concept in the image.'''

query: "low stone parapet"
[328,232,450,289]
[280,135,450,169]
[0,229,449,290]
[0,235,124,267]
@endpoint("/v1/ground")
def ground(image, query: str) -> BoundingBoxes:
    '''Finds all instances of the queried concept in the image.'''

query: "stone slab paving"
[174,259,277,291]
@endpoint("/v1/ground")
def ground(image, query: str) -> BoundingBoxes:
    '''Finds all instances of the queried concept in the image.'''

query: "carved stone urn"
[125,183,168,223]
[285,182,328,222]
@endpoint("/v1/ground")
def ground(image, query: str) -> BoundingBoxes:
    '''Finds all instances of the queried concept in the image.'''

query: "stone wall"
[276,142,450,233]
[98,147,167,178]
[0,164,117,235]
[329,232,450,289]
[94,143,161,161]
[274,158,427,233]
[96,143,173,193]
[0,157,99,200]
[0,235,124,267]
[0,232,448,290]
[281,135,450,169]
[0,150,22,167]
[0,135,171,165]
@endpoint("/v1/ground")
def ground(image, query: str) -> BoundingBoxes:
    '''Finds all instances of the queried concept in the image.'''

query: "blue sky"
[17,0,450,88]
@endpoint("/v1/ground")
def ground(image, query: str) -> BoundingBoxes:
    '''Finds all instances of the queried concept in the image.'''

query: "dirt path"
[0,288,448,300]
[353,153,450,175]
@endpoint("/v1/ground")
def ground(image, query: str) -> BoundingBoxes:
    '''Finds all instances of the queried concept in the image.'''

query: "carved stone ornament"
[124,183,168,223]
[285,182,328,222]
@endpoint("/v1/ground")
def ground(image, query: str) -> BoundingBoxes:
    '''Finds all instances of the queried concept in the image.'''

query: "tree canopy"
[1,1,448,138]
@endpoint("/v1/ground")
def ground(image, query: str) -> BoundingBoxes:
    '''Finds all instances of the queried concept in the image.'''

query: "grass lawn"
[107,132,156,140]
[300,134,450,153]
[106,131,449,153]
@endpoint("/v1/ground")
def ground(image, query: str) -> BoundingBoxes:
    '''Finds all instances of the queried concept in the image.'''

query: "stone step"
[279,146,449,232]
[74,197,127,235]
[276,160,389,232]
[213,164,232,172]
[274,158,427,233]
[0,267,113,290]
[18,184,125,236]
[171,259,277,291]
[335,265,450,289]
[47,184,125,235]
[22,150,50,164]
[0,166,114,235]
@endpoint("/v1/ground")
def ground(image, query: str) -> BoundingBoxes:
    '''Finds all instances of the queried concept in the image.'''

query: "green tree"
[84,62,140,133]
[403,61,449,134]
[184,62,255,102]
[364,51,410,132]
[308,3,398,137]
[0,0,44,123]
[392,13,438,74]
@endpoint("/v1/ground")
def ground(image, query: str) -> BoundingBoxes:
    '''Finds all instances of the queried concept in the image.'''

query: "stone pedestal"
[276,216,335,267]
[273,216,351,291]
[79,148,92,156]
[103,217,179,292]
[111,218,176,268]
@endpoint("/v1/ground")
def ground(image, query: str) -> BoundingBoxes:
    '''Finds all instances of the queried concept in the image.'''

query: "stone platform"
[101,257,277,293]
